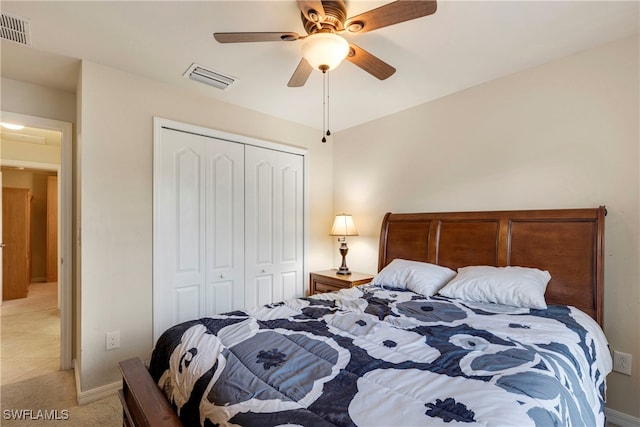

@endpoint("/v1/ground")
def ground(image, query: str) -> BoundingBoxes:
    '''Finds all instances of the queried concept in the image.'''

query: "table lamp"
[330,213,359,275]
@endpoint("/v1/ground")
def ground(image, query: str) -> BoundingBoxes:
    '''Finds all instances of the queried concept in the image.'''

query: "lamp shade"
[301,32,349,71]
[330,214,359,237]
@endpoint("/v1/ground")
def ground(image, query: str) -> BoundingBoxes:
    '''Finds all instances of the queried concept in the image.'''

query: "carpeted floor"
[1,282,60,386]
[1,282,121,425]
[0,370,120,426]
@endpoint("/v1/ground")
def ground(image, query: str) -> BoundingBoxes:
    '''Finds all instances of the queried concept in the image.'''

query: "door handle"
[0,243,5,248]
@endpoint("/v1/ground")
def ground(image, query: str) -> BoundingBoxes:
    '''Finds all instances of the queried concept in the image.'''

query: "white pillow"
[438,265,551,309]
[371,259,456,296]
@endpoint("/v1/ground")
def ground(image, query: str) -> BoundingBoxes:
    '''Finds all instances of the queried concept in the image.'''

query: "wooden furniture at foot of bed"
[118,357,182,427]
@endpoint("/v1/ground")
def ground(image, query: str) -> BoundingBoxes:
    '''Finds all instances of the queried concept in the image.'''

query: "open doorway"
[0,112,72,385]
[2,164,58,384]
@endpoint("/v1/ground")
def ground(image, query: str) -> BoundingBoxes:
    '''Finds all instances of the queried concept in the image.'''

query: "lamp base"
[336,266,351,275]
[337,238,351,275]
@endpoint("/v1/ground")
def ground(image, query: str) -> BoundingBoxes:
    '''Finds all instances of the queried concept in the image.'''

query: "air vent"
[183,63,237,90]
[1,12,31,46]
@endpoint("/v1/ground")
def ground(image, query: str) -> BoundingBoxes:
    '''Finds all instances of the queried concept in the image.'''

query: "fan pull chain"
[322,70,329,142]
[326,70,331,138]
[321,69,327,143]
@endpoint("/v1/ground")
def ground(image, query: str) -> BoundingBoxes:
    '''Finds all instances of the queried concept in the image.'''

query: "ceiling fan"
[213,0,438,87]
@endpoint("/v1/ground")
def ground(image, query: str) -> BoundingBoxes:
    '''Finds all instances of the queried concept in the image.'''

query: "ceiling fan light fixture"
[301,32,349,71]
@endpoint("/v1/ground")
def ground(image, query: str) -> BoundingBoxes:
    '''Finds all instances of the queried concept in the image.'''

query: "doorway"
[0,111,72,377]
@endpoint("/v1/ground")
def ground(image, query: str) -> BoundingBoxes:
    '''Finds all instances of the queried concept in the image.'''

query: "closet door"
[245,145,304,309]
[154,128,243,340]
[205,138,244,315]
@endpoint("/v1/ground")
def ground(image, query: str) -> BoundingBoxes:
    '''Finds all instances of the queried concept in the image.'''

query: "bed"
[119,206,610,427]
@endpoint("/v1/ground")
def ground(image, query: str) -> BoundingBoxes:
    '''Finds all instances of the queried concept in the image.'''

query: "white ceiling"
[1,1,638,132]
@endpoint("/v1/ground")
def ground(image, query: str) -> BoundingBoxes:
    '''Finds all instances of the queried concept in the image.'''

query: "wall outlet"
[613,350,632,375]
[105,331,120,351]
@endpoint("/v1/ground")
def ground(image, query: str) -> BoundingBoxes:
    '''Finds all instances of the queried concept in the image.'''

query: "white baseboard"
[77,380,121,406]
[73,359,121,406]
[73,359,81,400]
[607,408,640,427]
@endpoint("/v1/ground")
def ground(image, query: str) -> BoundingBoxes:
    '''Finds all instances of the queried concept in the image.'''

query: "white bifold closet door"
[245,145,303,309]
[154,127,303,341]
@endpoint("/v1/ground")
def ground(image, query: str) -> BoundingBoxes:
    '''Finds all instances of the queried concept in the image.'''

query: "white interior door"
[154,128,244,340]
[155,128,205,339]
[205,136,244,316]
[244,145,304,309]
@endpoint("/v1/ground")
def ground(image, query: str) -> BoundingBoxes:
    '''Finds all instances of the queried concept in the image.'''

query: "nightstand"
[309,270,374,295]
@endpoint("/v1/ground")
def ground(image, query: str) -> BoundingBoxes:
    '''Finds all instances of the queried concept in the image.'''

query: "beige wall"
[77,60,334,391]
[333,35,640,418]
[1,78,76,124]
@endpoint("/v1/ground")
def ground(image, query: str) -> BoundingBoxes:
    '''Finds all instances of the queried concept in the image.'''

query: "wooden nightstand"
[309,270,374,295]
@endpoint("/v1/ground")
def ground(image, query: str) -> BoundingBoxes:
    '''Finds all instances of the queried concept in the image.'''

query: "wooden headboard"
[378,207,606,325]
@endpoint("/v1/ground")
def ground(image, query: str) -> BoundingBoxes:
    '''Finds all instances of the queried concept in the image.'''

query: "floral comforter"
[149,284,611,426]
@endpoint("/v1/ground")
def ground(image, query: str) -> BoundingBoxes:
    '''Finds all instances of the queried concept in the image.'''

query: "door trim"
[154,117,308,156]
[0,111,73,370]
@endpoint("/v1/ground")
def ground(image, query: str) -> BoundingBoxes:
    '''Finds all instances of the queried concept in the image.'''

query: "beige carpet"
[1,282,60,386]
[1,282,121,425]
[0,370,120,426]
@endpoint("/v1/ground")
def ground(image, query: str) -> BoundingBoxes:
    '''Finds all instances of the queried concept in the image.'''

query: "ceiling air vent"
[1,12,31,46]
[183,63,237,90]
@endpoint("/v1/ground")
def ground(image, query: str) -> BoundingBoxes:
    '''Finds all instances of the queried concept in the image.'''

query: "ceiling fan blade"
[346,44,396,80]
[345,1,437,34]
[287,58,314,87]
[297,0,325,24]
[214,32,302,43]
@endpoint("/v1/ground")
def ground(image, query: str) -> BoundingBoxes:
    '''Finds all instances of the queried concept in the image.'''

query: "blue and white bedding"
[149,284,611,427]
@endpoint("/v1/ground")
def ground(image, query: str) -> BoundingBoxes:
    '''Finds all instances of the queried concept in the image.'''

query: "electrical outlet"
[613,350,632,375]
[105,331,120,351]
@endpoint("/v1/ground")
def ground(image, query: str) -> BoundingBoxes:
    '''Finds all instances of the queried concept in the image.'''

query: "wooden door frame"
[0,111,73,370]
